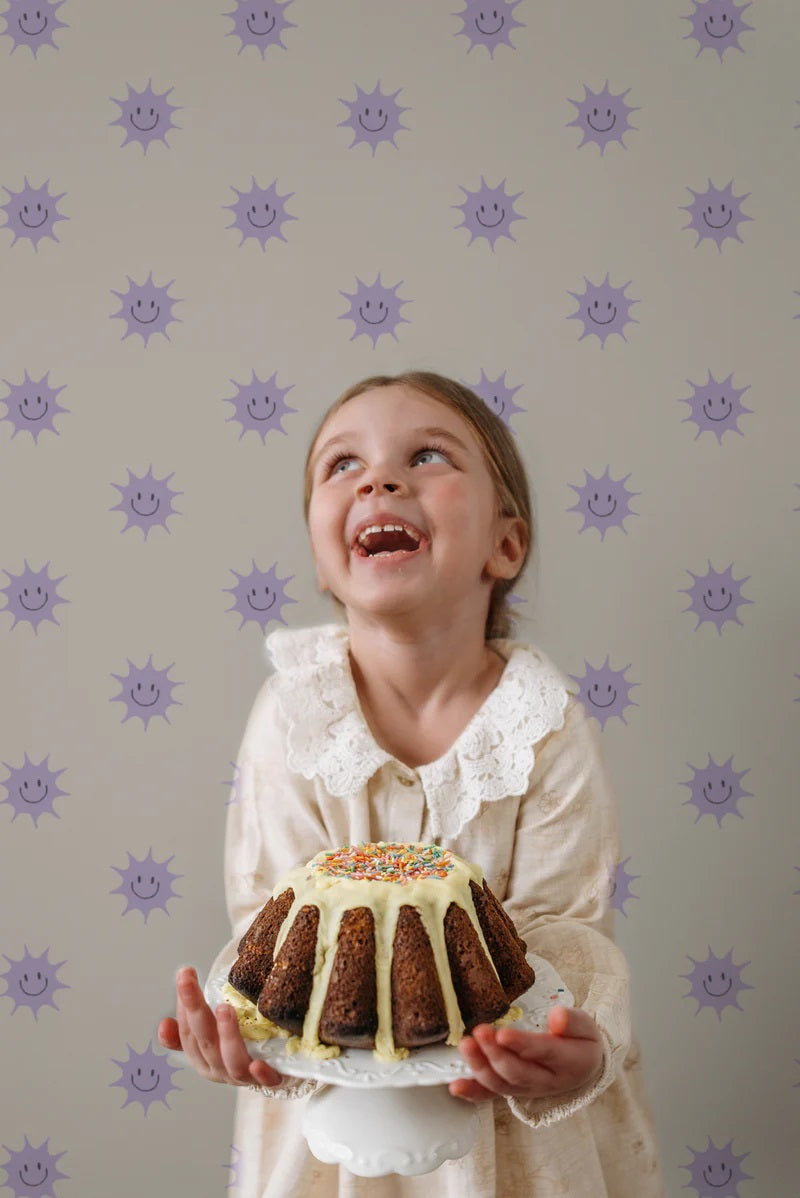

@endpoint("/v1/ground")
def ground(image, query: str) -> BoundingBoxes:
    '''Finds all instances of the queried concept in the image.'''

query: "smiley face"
[339,273,411,347]
[1,177,68,250]
[1,946,68,1017]
[111,1041,181,1113]
[1,1139,68,1195]
[681,562,752,633]
[453,0,524,56]
[683,0,754,61]
[1,560,68,633]
[681,754,751,826]
[454,177,525,251]
[681,179,752,252]
[2,370,68,442]
[225,561,297,631]
[338,82,410,155]
[684,1136,753,1195]
[679,370,752,443]
[567,82,638,154]
[111,466,181,539]
[110,81,180,153]
[110,656,182,729]
[1,753,67,826]
[570,658,639,729]
[224,370,296,442]
[568,467,639,538]
[681,947,752,1019]
[225,178,296,250]
[1,0,68,56]
[111,849,181,920]
[110,273,182,346]
[568,275,638,348]
[225,0,296,57]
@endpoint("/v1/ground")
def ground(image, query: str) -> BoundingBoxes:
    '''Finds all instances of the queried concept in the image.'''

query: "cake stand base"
[302,1083,479,1177]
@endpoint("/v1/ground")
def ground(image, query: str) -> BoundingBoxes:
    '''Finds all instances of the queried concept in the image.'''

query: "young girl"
[158,371,664,1197]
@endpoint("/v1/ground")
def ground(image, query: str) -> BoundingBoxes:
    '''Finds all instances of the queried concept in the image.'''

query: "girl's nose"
[356,475,403,496]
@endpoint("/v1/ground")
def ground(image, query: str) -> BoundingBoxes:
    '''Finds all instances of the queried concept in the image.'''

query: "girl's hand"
[157,966,283,1090]
[449,1005,603,1103]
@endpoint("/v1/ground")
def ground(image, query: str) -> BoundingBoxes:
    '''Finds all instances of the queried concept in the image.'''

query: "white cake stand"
[206,954,572,1178]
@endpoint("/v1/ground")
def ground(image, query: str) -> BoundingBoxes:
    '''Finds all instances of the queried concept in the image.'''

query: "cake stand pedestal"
[206,953,572,1178]
[302,1082,478,1177]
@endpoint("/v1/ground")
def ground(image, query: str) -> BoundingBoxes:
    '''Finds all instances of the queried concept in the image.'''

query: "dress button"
[396,773,415,787]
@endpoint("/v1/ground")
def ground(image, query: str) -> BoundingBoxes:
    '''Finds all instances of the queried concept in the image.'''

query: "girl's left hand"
[449,1005,603,1103]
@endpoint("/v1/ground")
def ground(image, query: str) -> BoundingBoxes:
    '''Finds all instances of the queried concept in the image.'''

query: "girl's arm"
[455,697,631,1123]
[161,674,330,1096]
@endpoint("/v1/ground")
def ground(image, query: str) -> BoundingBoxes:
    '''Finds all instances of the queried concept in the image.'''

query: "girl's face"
[306,385,524,631]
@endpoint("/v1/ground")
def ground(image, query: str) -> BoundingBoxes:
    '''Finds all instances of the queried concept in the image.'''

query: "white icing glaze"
[267,843,502,1062]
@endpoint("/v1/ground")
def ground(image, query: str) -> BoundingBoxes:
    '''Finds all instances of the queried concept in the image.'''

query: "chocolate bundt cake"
[227,843,535,1061]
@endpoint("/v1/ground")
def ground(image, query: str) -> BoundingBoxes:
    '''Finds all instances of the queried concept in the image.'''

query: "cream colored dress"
[210,625,664,1197]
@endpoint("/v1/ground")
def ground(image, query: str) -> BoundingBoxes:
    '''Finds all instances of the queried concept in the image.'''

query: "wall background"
[1,1,798,1194]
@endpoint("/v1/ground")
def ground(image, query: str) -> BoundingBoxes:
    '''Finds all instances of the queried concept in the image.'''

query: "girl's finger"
[545,1004,601,1041]
[157,1016,181,1052]
[176,967,226,1080]
[472,1025,556,1091]
[216,1004,262,1085]
[449,1077,495,1102]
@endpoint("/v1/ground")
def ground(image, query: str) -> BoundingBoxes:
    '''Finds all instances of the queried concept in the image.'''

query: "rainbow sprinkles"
[311,843,455,884]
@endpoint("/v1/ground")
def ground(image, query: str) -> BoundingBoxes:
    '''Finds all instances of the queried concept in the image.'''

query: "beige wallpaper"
[1,1,799,1194]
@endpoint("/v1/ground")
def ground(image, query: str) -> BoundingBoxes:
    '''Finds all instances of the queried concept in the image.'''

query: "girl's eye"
[328,455,360,474]
[413,447,449,466]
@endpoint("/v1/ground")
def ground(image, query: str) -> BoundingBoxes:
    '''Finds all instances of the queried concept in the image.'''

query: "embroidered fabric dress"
[210,625,664,1197]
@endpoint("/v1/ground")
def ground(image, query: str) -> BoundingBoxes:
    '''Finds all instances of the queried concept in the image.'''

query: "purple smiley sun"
[110,656,183,729]
[681,179,752,252]
[110,466,182,539]
[1,1137,69,1198]
[681,561,752,634]
[224,561,297,632]
[453,0,524,56]
[453,177,525,251]
[466,369,526,431]
[681,947,753,1019]
[338,82,410,155]
[110,273,182,346]
[1,178,67,250]
[1,946,68,1018]
[224,370,296,442]
[567,82,639,154]
[681,754,752,827]
[609,857,640,916]
[110,848,182,921]
[683,0,754,61]
[1,0,67,56]
[1,370,68,442]
[683,1137,753,1197]
[567,467,640,539]
[339,273,411,348]
[570,658,639,730]
[224,0,295,56]
[225,177,296,250]
[679,370,752,443]
[1,561,68,634]
[568,274,638,348]
[110,81,181,153]
[1,753,68,827]
[110,1041,181,1115]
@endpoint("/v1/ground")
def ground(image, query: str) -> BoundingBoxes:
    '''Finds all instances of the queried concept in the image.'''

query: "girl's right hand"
[157,966,284,1090]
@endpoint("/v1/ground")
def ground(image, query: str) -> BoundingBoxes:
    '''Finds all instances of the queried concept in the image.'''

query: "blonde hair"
[303,370,534,640]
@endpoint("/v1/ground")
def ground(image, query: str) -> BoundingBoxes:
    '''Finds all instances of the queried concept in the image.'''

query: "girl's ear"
[485,516,527,582]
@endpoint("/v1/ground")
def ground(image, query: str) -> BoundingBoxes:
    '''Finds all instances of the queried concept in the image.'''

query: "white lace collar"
[266,623,571,839]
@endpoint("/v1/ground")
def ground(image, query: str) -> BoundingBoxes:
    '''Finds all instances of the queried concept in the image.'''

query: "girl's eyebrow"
[312,425,473,471]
